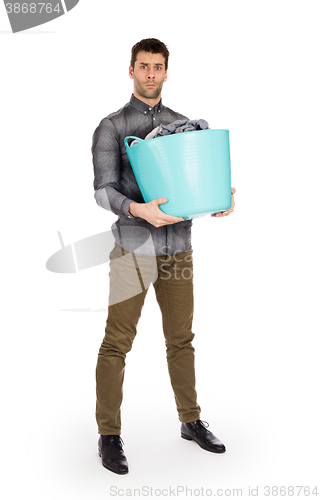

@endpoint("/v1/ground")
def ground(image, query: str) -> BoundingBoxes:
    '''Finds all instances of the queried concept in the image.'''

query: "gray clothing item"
[92,94,193,256]
[151,118,209,138]
[131,118,209,144]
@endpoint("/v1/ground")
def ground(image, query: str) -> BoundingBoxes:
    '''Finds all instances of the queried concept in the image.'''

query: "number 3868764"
[5,3,62,14]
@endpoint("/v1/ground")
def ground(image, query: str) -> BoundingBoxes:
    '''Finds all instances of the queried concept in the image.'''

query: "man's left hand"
[211,187,236,218]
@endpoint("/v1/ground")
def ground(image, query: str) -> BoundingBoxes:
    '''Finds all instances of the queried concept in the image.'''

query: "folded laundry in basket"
[130,119,209,146]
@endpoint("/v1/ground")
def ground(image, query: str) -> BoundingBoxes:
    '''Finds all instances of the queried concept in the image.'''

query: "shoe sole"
[181,433,226,453]
[98,451,129,474]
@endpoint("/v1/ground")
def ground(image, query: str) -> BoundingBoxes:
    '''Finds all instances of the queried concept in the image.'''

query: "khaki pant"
[95,243,201,435]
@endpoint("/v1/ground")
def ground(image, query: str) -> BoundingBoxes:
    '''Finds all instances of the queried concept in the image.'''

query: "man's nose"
[147,71,155,79]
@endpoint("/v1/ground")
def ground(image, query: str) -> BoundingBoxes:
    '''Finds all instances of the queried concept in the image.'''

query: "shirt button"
[149,107,152,111]
[153,117,155,120]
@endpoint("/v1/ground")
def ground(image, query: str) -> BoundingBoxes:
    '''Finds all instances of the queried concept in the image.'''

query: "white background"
[1,1,319,498]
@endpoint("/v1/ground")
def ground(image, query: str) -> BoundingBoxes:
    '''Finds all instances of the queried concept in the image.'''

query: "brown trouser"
[95,243,201,435]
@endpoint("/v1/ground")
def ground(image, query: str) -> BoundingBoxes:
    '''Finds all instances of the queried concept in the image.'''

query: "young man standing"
[92,38,235,475]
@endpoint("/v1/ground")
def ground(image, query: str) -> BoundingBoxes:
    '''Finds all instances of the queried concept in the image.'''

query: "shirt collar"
[130,94,163,115]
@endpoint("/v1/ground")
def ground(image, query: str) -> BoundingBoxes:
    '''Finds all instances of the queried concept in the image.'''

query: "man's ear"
[129,65,134,79]
[164,69,168,82]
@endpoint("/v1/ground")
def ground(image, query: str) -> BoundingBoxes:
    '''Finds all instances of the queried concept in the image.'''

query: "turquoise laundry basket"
[124,129,231,220]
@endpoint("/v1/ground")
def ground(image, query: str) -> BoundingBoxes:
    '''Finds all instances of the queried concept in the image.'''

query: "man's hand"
[129,198,185,228]
[211,187,236,218]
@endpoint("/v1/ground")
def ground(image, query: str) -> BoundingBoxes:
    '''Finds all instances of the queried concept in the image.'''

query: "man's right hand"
[129,198,185,228]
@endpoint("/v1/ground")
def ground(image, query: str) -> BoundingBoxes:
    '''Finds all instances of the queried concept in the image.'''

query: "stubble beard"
[135,80,164,101]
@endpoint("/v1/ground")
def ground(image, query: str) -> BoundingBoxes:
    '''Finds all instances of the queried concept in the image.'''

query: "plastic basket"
[124,129,231,220]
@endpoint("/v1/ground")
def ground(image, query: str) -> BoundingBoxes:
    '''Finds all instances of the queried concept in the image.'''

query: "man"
[92,38,236,475]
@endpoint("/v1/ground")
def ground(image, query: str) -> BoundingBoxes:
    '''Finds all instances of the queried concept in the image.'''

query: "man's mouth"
[146,84,156,87]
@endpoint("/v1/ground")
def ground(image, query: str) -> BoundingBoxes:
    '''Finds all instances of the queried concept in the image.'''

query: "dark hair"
[131,38,170,70]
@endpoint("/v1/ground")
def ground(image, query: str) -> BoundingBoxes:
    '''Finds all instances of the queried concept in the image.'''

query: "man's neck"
[133,91,162,108]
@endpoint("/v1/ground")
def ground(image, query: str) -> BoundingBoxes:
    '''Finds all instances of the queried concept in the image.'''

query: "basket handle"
[124,136,144,150]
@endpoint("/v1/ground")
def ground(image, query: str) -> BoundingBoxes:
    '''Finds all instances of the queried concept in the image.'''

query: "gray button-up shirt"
[92,94,193,256]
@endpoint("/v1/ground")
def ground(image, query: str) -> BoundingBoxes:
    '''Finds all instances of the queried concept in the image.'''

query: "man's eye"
[141,66,147,69]
[156,67,162,70]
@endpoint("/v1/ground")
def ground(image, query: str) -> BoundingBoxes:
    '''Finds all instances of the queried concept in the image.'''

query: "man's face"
[129,51,168,102]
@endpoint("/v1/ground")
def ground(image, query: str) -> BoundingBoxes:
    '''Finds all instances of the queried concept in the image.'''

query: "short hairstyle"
[131,38,170,70]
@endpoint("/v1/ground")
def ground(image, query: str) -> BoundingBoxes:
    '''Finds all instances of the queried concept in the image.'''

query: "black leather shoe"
[98,435,129,474]
[181,419,226,453]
